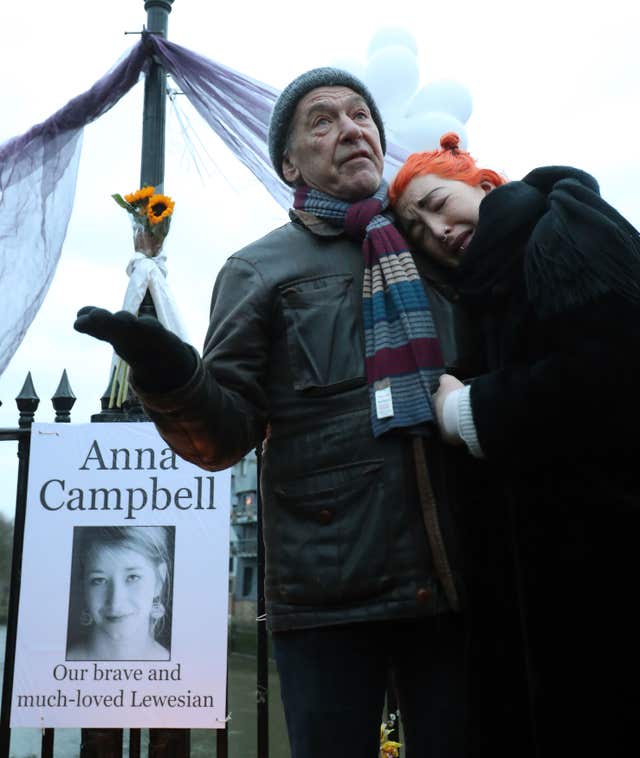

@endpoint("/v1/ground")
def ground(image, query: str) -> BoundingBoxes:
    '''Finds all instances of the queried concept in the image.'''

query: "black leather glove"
[74,307,197,393]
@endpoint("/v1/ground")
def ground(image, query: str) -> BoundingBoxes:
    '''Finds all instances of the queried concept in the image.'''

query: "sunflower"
[147,194,175,225]
[380,741,402,758]
[124,185,155,205]
[379,715,402,757]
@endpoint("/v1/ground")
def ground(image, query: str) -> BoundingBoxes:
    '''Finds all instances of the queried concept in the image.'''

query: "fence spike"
[15,371,40,427]
[52,369,76,423]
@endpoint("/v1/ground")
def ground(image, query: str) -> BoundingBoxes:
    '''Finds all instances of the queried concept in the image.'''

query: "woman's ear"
[155,562,168,593]
[479,180,496,195]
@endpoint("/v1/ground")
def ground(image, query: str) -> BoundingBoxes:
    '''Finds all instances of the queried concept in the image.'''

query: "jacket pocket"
[280,274,365,394]
[269,459,390,605]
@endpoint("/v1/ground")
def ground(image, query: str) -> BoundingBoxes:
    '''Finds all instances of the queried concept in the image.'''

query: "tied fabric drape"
[0,34,407,376]
[0,41,149,377]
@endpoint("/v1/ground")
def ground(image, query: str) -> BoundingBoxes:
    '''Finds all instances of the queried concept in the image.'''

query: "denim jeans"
[272,613,467,758]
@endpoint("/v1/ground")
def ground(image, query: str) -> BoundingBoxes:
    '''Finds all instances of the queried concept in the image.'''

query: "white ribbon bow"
[121,251,188,340]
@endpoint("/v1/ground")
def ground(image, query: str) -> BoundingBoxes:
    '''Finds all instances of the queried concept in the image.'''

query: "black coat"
[458,167,640,756]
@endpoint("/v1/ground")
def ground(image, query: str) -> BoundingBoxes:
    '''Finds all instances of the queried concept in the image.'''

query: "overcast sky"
[0,0,638,517]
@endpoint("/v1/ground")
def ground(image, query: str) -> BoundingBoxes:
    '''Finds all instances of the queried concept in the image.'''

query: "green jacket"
[137,215,473,631]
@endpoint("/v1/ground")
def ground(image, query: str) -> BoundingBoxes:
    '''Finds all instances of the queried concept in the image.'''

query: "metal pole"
[139,4,189,756]
[140,0,174,192]
[256,447,269,758]
[82,6,177,756]
[109,0,176,420]
[0,375,40,758]
[40,373,77,757]
[92,0,174,422]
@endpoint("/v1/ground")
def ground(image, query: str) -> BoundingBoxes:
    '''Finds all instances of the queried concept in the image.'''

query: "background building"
[229,449,258,623]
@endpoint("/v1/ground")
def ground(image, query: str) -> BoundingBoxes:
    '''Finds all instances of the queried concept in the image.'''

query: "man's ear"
[282,153,301,184]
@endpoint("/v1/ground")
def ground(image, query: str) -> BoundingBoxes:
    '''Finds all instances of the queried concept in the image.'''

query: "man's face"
[282,86,384,201]
[394,174,494,268]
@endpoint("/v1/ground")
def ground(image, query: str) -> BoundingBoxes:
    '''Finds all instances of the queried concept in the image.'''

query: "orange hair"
[389,132,507,205]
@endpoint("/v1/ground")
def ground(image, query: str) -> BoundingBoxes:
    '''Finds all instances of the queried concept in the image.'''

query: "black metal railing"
[0,369,272,758]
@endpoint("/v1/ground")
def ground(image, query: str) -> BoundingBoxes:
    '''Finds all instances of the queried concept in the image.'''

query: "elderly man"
[75,68,471,758]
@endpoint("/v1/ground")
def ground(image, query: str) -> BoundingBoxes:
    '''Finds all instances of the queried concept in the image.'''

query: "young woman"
[390,135,640,757]
[66,525,172,661]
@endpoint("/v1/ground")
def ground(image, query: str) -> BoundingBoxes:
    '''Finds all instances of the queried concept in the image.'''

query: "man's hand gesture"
[74,307,196,392]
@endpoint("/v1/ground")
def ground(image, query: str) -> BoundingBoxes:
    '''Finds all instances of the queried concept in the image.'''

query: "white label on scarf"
[374,379,394,419]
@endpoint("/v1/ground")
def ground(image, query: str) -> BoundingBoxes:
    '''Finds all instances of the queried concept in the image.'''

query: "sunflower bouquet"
[108,185,177,408]
[112,185,175,257]
[380,712,402,758]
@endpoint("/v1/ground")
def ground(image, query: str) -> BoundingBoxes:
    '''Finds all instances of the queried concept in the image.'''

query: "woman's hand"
[433,374,465,445]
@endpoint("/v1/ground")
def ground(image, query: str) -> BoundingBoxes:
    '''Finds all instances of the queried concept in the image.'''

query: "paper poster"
[10,422,231,728]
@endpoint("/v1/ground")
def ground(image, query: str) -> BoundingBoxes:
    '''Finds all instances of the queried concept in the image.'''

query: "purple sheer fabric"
[0,42,149,376]
[150,36,408,198]
[148,36,407,204]
[150,36,291,209]
[0,35,407,376]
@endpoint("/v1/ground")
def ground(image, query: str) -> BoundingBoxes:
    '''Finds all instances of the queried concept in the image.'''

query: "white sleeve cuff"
[441,389,463,443]
[456,384,484,459]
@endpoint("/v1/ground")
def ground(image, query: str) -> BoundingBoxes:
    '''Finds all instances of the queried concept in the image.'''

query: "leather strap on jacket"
[412,437,461,611]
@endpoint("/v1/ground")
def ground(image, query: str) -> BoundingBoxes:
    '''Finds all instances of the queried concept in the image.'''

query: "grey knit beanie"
[268,67,386,183]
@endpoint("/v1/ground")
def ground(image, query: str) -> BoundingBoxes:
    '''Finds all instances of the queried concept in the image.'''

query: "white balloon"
[367,26,418,58]
[363,45,420,112]
[383,105,410,134]
[328,57,366,82]
[405,80,473,123]
[391,112,468,154]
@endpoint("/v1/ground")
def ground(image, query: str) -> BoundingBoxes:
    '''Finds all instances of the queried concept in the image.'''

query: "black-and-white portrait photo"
[65,525,175,661]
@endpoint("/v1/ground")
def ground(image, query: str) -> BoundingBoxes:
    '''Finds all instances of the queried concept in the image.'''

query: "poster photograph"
[10,421,231,729]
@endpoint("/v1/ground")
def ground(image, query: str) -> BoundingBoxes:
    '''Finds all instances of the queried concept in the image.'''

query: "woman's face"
[394,173,495,267]
[83,543,162,643]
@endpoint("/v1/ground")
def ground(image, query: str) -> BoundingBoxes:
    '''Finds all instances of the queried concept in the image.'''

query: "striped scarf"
[294,182,444,437]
